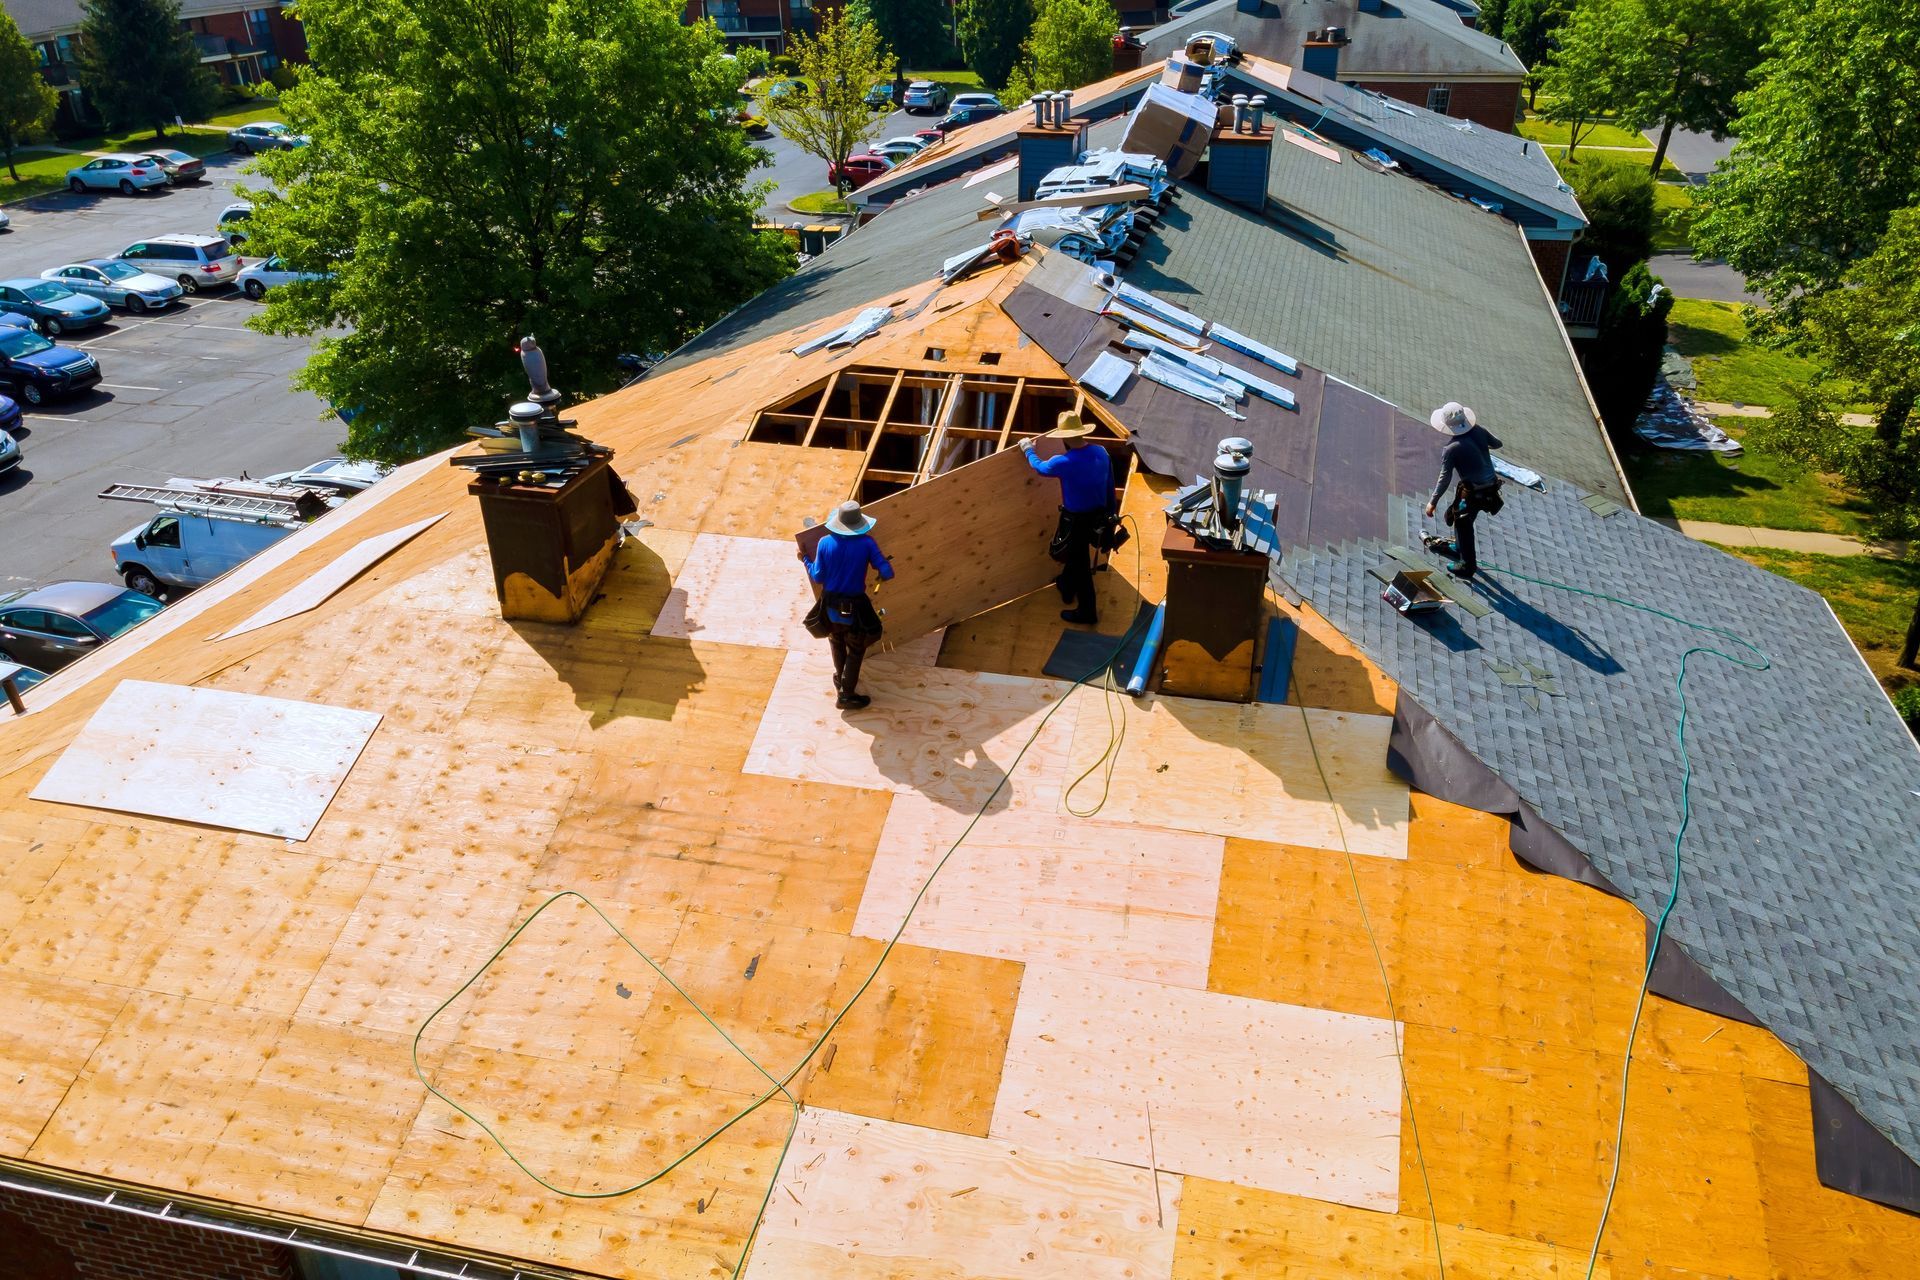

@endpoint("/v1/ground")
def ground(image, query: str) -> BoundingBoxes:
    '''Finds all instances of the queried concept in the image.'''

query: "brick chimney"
[1300,26,1350,79]
[1112,27,1144,73]
[1207,96,1273,210]
[1017,93,1089,200]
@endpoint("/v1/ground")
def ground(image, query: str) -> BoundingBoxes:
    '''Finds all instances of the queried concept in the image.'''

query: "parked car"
[903,81,950,114]
[864,81,896,110]
[142,149,206,184]
[261,456,392,497]
[0,659,48,694]
[216,201,253,247]
[236,256,327,300]
[228,121,308,153]
[113,234,241,293]
[111,508,297,597]
[912,127,946,145]
[0,312,29,331]
[763,79,809,101]
[40,260,183,312]
[936,103,1006,132]
[0,423,20,476]
[828,152,892,189]
[65,153,168,195]
[0,327,101,405]
[0,391,20,438]
[950,92,1005,114]
[0,209,10,231]
[0,582,162,673]
[871,139,925,165]
[0,279,111,335]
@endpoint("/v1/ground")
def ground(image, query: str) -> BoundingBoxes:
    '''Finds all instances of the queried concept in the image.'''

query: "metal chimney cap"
[1219,436,1254,456]
[508,401,546,425]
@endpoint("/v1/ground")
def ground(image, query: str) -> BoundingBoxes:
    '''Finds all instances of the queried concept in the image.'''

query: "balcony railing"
[1559,278,1608,329]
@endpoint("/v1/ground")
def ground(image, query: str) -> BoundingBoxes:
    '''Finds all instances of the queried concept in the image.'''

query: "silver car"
[65,153,169,194]
[235,256,328,300]
[41,260,183,312]
[227,121,309,153]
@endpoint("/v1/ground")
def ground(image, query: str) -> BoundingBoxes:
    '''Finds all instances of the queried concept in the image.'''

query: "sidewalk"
[1694,400,1877,427]
[1664,517,1902,559]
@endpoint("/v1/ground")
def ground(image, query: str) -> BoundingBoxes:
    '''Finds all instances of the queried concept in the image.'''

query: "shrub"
[1584,261,1674,435]
[267,62,298,92]
[771,53,801,76]
[1568,159,1655,277]
[1894,683,1920,733]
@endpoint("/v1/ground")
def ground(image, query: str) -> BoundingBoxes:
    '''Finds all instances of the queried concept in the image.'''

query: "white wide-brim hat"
[1430,402,1477,435]
[825,500,876,536]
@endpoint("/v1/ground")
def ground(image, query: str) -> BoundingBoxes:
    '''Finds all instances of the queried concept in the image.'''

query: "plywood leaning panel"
[217,513,448,639]
[745,1107,1181,1279]
[29,680,382,840]
[792,442,1065,650]
[854,793,1226,987]
[991,967,1402,1211]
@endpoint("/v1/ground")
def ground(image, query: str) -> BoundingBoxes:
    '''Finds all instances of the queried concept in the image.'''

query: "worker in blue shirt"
[1023,412,1113,625]
[1421,401,1504,578]
[804,500,894,709]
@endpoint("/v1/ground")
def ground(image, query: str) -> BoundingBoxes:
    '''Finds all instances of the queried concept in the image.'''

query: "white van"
[110,511,297,597]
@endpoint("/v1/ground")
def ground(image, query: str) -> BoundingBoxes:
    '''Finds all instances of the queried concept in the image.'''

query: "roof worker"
[1022,412,1112,626]
[1422,401,1504,579]
[803,500,894,710]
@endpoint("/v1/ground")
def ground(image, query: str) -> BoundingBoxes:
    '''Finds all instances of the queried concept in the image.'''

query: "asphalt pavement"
[754,105,917,218]
[0,150,342,591]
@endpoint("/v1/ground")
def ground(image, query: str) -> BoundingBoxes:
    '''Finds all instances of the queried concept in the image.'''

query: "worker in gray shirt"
[1422,401,1504,579]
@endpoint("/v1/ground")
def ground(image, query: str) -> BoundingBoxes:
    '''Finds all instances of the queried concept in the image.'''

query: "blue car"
[0,278,111,336]
[0,327,102,406]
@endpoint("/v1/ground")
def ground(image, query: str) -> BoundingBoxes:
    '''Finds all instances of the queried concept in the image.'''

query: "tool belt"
[1445,479,1503,526]
[805,590,882,639]
[1050,506,1125,560]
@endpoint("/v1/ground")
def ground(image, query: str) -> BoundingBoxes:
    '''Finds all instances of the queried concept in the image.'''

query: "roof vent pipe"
[1248,94,1267,131]
[1212,437,1253,534]
[1058,89,1073,122]
[1032,93,1050,127]
[1231,93,1249,132]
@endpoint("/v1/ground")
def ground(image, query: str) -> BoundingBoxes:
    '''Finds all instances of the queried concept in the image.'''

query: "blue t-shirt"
[807,531,894,596]
[1026,443,1112,513]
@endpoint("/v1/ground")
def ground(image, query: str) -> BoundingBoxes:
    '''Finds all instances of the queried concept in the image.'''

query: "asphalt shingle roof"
[1124,142,1623,498]
[1280,474,1920,1169]
[1143,0,1526,80]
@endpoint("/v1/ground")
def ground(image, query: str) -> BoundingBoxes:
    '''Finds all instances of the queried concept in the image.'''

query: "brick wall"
[268,8,308,63]
[1361,79,1521,132]
[1528,237,1572,297]
[0,1185,298,1280]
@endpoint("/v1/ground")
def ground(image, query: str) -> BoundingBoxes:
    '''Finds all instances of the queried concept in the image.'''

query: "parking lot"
[0,150,341,591]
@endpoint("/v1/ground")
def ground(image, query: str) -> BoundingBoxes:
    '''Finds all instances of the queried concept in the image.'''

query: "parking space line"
[144,320,258,333]
[99,384,163,391]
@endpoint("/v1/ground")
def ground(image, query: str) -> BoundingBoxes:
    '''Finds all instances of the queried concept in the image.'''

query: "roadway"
[0,150,342,591]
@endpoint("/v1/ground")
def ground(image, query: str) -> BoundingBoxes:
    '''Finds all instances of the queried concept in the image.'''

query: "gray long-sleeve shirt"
[1430,425,1503,508]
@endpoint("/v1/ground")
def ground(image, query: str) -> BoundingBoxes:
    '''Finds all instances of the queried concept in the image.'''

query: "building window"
[54,35,75,63]
[248,8,276,50]
[1425,84,1452,114]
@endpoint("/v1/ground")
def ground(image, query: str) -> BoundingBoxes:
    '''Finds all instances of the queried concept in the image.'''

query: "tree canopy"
[763,10,895,191]
[1691,0,1920,321]
[74,0,216,137]
[846,0,951,70]
[242,0,791,463]
[1535,0,1630,155]
[958,0,1033,91]
[1007,0,1116,100]
[0,10,57,181]
[1612,0,1772,172]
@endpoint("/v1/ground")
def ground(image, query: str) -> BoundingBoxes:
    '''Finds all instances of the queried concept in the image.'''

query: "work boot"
[1060,608,1098,625]
[1445,561,1475,579]
[836,692,872,709]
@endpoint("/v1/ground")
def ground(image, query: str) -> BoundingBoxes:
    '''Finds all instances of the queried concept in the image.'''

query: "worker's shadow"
[1471,573,1622,675]
[856,669,1023,817]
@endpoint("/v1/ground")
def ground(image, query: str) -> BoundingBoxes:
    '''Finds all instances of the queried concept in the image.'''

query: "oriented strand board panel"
[854,792,1225,987]
[991,967,1402,1211]
[654,532,942,662]
[745,1107,1181,1279]
[792,441,1067,650]
[1066,695,1409,858]
[217,513,447,639]
[744,649,1076,813]
[30,680,381,840]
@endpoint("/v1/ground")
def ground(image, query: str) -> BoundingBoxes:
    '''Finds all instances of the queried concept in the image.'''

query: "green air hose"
[1477,562,1771,1280]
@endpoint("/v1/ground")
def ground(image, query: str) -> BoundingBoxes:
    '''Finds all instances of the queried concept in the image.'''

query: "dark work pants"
[1058,510,1102,616]
[1452,501,1481,574]
[827,624,873,694]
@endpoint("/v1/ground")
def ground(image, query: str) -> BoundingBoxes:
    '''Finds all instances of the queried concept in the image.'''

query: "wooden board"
[29,680,382,840]
[216,513,447,639]
[990,967,1402,1211]
[744,649,1076,813]
[854,793,1225,987]
[792,441,1066,651]
[1064,694,1409,858]
[745,1107,1180,1279]
[0,968,128,1149]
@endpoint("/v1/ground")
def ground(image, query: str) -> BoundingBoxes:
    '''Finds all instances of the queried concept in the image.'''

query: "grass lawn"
[905,68,985,89]
[1666,298,1833,408]
[1652,179,1696,252]
[1518,116,1648,149]
[1545,145,1682,181]
[1717,546,1920,687]
[790,189,852,215]
[1625,418,1873,537]
[1,149,87,202]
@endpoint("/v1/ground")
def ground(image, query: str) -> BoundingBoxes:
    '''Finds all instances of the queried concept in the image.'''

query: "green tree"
[1609,0,1772,174]
[1584,260,1673,435]
[1536,0,1632,157]
[0,11,57,181]
[958,0,1033,90]
[763,11,895,194]
[241,0,792,463]
[1498,0,1570,108]
[75,0,216,138]
[1567,160,1655,275]
[1747,208,1920,667]
[1692,0,1920,323]
[1007,0,1115,100]
[847,0,951,70]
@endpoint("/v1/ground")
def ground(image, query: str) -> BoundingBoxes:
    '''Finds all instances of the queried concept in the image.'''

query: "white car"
[260,456,391,497]
[113,234,242,293]
[66,154,169,195]
[0,209,10,232]
[871,139,926,164]
[235,256,327,300]
[40,260,184,312]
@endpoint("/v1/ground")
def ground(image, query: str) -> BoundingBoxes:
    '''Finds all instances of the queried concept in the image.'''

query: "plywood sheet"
[0,968,128,1148]
[991,967,1401,1211]
[216,513,447,639]
[1065,694,1409,858]
[744,649,1076,813]
[854,792,1225,987]
[30,680,382,840]
[792,441,1066,650]
[745,1107,1181,1279]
